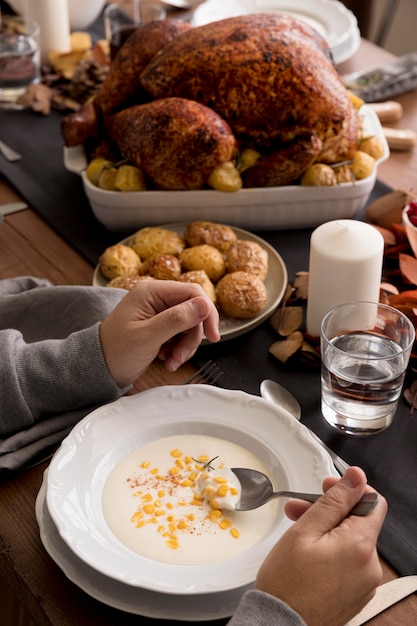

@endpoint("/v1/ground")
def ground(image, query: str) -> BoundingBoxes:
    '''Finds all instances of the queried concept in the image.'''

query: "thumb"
[294,466,367,536]
[146,296,212,342]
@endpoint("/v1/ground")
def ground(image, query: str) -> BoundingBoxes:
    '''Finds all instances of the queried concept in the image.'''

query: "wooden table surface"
[1,37,417,626]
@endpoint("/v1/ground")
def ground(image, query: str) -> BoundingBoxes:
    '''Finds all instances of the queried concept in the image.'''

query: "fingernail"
[192,298,208,318]
[340,468,360,488]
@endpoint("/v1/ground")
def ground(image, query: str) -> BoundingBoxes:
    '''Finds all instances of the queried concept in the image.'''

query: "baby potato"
[333,164,355,184]
[99,244,141,280]
[300,163,337,186]
[180,244,226,282]
[98,166,118,190]
[179,269,217,303]
[184,221,237,253]
[208,161,242,192]
[86,157,113,186]
[115,164,147,191]
[359,136,385,160]
[351,150,375,180]
[130,227,185,260]
[140,254,181,280]
[226,240,268,281]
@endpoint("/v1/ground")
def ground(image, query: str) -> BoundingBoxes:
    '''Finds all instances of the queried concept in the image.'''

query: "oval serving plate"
[93,222,288,342]
[46,385,337,596]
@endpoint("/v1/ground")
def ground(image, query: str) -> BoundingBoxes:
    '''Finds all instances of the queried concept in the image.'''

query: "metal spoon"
[260,379,350,475]
[232,468,378,515]
[159,0,200,9]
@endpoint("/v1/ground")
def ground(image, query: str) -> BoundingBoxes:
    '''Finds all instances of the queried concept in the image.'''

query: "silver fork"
[183,360,223,385]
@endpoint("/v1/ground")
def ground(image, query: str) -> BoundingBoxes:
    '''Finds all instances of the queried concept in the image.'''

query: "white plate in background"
[191,0,360,64]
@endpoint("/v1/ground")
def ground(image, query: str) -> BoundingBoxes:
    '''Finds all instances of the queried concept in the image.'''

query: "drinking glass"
[104,0,166,60]
[0,15,40,109]
[320,301,415,436]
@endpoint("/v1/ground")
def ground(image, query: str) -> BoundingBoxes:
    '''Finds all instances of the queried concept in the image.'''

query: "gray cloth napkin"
[0,277,125,474]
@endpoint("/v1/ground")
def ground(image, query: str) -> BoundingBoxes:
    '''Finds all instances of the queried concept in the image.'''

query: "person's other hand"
[99,280,220,387]
[255,466,387,626]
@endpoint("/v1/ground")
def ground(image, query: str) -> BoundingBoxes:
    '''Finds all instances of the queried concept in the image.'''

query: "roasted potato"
[140,254,181,280]
[99,244,141,279]
[226,240,269,281]
[179,269,217,303]
[130,227,185,260]
[184,221,237,253]
[179,244,226,282]
[216,271,267,319]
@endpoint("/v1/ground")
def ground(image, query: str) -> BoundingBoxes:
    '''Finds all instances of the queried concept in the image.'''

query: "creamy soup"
[102,434,279,565]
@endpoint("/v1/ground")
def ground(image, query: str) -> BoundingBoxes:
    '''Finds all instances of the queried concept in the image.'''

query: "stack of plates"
[192,0,361,65]
[37,385,338,619]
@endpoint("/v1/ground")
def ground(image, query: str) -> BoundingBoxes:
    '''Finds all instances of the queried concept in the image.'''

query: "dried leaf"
[293,271,309,299]
[283,283,296,301]
[389,290,417,306]
[270,306,303,336]
[380,282,399,295]
[299,340,321,366]
[399,253,417,285]
[269,331,304,363]
[365,189,410,228]
[404,223,417,259]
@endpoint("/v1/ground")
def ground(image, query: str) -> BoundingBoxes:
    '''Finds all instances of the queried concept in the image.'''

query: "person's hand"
[255,466,387,626]
[99,280,220,387]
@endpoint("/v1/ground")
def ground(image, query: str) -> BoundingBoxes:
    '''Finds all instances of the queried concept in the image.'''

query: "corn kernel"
[169,467,179,475]
[133,490,143,497]
[131,511,143,522]
[187,514,195,521]
[217,485,229,497]
[208,509,222,522]
[214,476,228,484]
[219,518,232,530]
[181,479,192,487]
[150,467,158,474]
[185,456,193,464]
[158,490,165,498]
[230,487,238,496]
[198,455,209,462]
[177,519,188,530]
[157,525,165,533]
[169,522,177,533]
[170,448,183,458]
[210,498,221,510]
[166,539,179,550]
[155,509,165,517]
[140,460,150,468]
[136,521,145,528]
[154,499,162,507]
[175,458,185,469]
[148,517,157,524]
[189,471,198,481]
[143,504,155,515]
[166,502,174,510]
[167,514,176,522]
[231,528,240,538]
[141,493,153,503]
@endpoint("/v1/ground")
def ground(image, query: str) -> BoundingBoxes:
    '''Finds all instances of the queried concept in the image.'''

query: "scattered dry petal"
[365,189,411,228]
[399,253,417,285]
[269,331,304,363]
[293,271,309,299]
[270,306,303,336]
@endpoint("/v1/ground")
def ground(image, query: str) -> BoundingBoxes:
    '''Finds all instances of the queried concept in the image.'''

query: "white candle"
[25,0,71,63]
[306,220,384,337]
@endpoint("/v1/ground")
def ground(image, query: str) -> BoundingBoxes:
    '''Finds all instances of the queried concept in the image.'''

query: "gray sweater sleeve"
[228,590,307,626]
[0,324,124,437]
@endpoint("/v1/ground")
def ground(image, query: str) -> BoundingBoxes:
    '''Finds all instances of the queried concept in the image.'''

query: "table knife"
[346,576,417,625]
[0,202,28,216]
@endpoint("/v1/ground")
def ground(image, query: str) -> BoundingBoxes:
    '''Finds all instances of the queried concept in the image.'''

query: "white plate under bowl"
[46,386,337,595]
[36,470,251,620]
[64,105,389,232]
[93,223,288,343]
[191,0,360,64]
